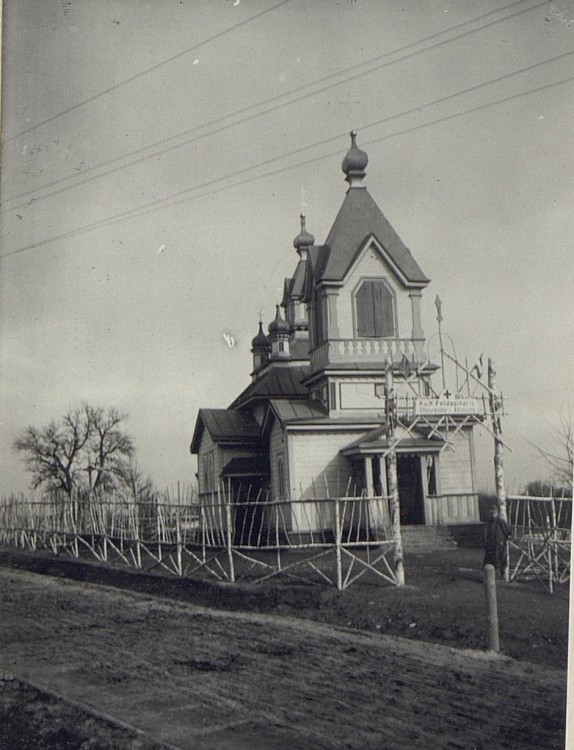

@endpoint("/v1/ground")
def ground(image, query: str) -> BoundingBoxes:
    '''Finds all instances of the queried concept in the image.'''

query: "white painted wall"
[334,242,414,340]
[288,429,364,499]
[435,429,480,522]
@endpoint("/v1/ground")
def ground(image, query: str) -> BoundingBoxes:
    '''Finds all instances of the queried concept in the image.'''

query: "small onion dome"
[293,213,315,249]
[342,130,368,185]
[268,304,289,334]
[251,321,269,349]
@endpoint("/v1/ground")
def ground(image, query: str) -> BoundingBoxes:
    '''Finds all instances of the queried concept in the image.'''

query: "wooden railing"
[310,337,424,372]
[427,493,480,525]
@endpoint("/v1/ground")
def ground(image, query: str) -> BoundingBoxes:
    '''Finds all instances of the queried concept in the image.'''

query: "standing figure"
[483,504,511,575]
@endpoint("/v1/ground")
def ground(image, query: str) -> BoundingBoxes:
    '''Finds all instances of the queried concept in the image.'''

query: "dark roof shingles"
[320,188,429,285]
[230,365,309,409]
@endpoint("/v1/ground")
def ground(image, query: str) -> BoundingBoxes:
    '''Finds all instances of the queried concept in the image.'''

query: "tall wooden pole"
[385,367,405,586]
[488,358,509,581]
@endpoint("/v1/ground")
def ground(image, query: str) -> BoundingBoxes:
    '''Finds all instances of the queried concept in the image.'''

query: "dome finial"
[293,212,315,250]
[268,304,289,335]
[342,130,368,188]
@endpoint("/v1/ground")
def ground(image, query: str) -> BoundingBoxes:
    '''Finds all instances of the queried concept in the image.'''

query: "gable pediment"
[342,235,415,289]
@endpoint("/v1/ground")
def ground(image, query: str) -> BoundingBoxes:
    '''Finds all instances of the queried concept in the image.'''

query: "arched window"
[355,279,396,338]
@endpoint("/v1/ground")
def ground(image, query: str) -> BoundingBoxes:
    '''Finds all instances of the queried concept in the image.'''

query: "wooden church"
[191,133,481,534]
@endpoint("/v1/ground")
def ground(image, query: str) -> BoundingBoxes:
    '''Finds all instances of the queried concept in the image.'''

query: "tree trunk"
[488,358,509,582]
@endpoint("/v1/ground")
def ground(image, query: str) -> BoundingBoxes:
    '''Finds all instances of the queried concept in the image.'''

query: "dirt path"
[0,568,566,750]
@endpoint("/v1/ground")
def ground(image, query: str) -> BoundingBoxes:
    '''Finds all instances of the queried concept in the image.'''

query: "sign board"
[414,397,481,416]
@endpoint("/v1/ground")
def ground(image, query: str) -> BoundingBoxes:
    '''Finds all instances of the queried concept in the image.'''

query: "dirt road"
[0,568,566,749]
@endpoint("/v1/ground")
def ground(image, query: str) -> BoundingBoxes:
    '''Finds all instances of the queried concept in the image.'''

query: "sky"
[1,0,573,496]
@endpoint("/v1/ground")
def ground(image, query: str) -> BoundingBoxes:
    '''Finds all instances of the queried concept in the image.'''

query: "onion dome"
[268,304,289,335]
[251,321,269,349]
[293,213,315,250]
[342,130,368,187]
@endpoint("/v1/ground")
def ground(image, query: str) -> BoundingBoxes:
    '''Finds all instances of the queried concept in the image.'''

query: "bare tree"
[115,458,155,503]
[88,406,135,492]
[529,408,573,493]
[13,404,135,497]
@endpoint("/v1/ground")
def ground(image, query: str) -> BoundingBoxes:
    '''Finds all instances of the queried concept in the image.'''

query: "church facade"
[190,133,480,531]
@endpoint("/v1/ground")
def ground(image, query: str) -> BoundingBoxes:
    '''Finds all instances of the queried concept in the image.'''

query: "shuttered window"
[355,280,395,337]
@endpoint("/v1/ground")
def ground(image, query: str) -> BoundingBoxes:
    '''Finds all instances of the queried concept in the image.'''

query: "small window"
[355,279,395,338]
[277,455,286,500]
[202,454,209,492]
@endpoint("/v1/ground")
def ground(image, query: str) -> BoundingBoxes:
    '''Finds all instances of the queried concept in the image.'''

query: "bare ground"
[0,550,567,750]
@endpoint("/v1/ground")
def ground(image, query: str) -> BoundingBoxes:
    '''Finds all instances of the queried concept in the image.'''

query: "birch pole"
[385,366,405,586]
[488,358,509,581]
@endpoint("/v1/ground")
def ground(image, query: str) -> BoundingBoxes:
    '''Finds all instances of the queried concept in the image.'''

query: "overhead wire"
[2,0,293,143]
[2,71,571,261]
[2,0,546,211]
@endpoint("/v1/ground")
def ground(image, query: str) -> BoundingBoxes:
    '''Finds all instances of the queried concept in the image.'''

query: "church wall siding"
[196,432,218,499]
[435,430,480,522]
[288,430,362,499]
[438,431,475,493]
[269,419,288,499]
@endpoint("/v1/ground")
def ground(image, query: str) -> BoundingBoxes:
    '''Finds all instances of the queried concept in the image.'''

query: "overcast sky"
[1,0,573,496]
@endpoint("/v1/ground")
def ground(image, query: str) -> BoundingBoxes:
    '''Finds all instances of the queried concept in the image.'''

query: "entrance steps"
[401,524,484,553]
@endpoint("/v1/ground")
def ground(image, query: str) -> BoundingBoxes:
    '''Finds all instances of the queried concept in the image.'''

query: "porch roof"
[341,424,443,456]
[222,456,270,477]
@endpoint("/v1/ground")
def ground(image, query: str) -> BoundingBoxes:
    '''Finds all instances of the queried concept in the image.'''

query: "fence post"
[483,563,500,651]
[200,504,206,564]
[224,488,235,583]
[176,510,183,577]
[134,504,142,569]
[550,498,558,584]
[275,501,282,573]
[334,497,343,591]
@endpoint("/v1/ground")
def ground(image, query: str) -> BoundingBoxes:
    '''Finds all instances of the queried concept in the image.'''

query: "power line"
[2,0,292,144]
[2,0,545,211]
[2,73,571,261]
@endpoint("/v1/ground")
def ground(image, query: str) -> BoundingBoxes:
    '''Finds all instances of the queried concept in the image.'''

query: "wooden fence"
[0,492,398,590]
[507,495,571,593]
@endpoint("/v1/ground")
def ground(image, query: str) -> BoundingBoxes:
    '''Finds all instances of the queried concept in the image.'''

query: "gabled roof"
[190,409,262,454]
[230,365,310,409]
[341,423,443,455]
[316,188,430,286]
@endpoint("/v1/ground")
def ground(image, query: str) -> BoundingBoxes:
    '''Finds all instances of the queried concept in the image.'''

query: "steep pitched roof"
[289,257,307,298]
[318,188,430,286]
[229,365,310,409]
[190,409,261,453]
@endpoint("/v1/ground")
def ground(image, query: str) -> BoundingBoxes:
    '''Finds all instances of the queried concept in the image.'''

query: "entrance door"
[397,455,425,525]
